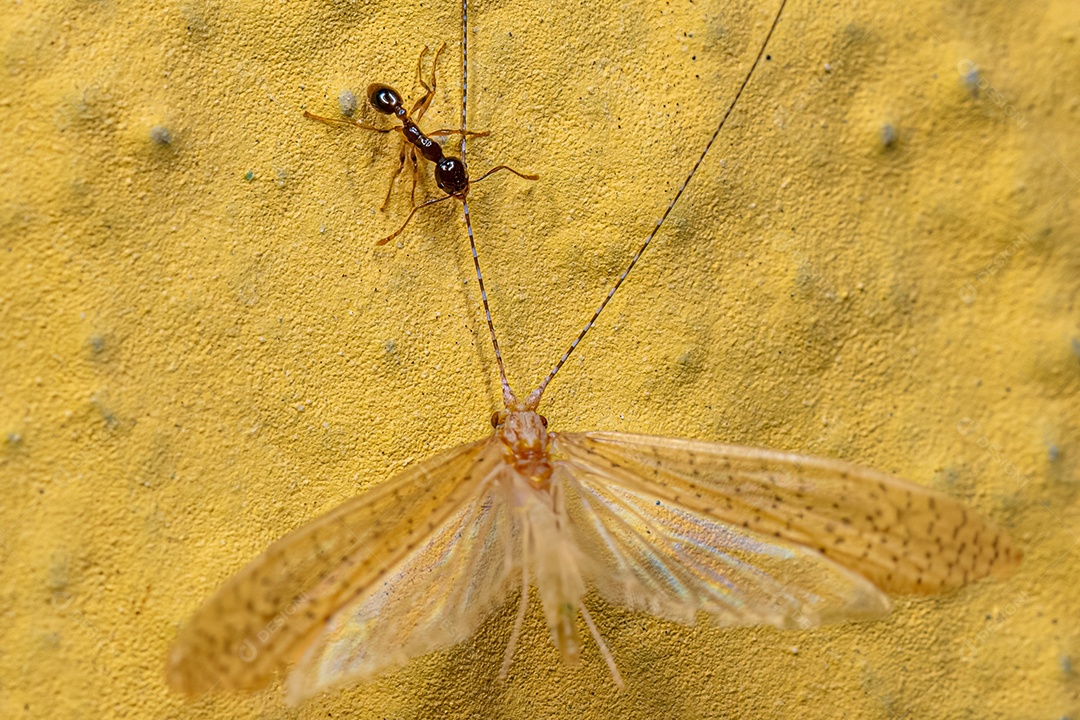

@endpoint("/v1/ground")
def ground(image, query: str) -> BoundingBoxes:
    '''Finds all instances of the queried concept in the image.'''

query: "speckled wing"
[166,435,507,699]
[283,455,520,703]
[553,431,1020,625]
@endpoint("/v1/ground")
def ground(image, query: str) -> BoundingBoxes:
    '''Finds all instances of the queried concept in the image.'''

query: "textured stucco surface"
[1,0,1078,717]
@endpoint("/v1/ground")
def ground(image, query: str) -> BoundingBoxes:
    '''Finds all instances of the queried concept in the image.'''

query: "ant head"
[435,157,468,196]
[367,84,402,115]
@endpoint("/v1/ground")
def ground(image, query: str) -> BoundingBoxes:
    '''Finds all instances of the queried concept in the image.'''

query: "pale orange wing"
[554,432,1020,598]
[166,436,504,697]
[283,463,521,703]
[553,460,892,630]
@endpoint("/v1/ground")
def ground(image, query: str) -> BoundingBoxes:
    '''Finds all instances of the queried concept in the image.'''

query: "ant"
[304,43,537,245]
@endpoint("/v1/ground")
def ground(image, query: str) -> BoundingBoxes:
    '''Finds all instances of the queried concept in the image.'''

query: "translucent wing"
[166,436,507,697]
[284,465,520,703]
[554,432,1020,621]
[556,462,891,630]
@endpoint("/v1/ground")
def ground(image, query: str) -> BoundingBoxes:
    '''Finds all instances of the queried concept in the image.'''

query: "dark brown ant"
[304,43,537,245]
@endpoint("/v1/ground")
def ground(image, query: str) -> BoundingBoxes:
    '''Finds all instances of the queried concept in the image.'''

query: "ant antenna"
[521,0,789,410]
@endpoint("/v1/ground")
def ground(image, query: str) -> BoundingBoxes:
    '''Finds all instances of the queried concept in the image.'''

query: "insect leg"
[472,164,539,184]
[500,531,531,681]
[413,42,448,120]
[380,136,410,211]
[428,128,490,139]
[580,603,623,689]
[376,194,455,245]
[408,147,420,208]
[302,111,393,134]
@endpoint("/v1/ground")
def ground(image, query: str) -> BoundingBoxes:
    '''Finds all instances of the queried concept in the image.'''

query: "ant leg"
[408,147,420,208]
[303,111,392,134]
[381,136,409,211]
[415,44,433,93]
[428,128,490,139]
[429,129,489,158]
[473,165,540,184]
[409,45,434,117]
[412,42,447,120]
[376,194,455,246]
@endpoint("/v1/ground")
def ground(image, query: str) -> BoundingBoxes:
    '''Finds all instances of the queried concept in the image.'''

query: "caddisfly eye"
[490,411,501,429]
[539,415,548,427]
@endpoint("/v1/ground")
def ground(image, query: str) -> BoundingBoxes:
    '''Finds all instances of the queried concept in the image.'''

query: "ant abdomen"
[435,158,468,195]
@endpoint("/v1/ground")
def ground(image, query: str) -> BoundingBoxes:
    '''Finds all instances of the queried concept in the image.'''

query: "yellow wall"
[1,0,1077,716]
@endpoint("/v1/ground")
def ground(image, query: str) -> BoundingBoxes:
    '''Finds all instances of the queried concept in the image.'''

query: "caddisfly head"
[491,409,552,486]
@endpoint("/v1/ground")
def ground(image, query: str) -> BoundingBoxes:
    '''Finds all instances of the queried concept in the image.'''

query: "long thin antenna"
[522,0,788,410]
[460,0,469,160]
[463,199,516,406]
[459,0,516,407]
